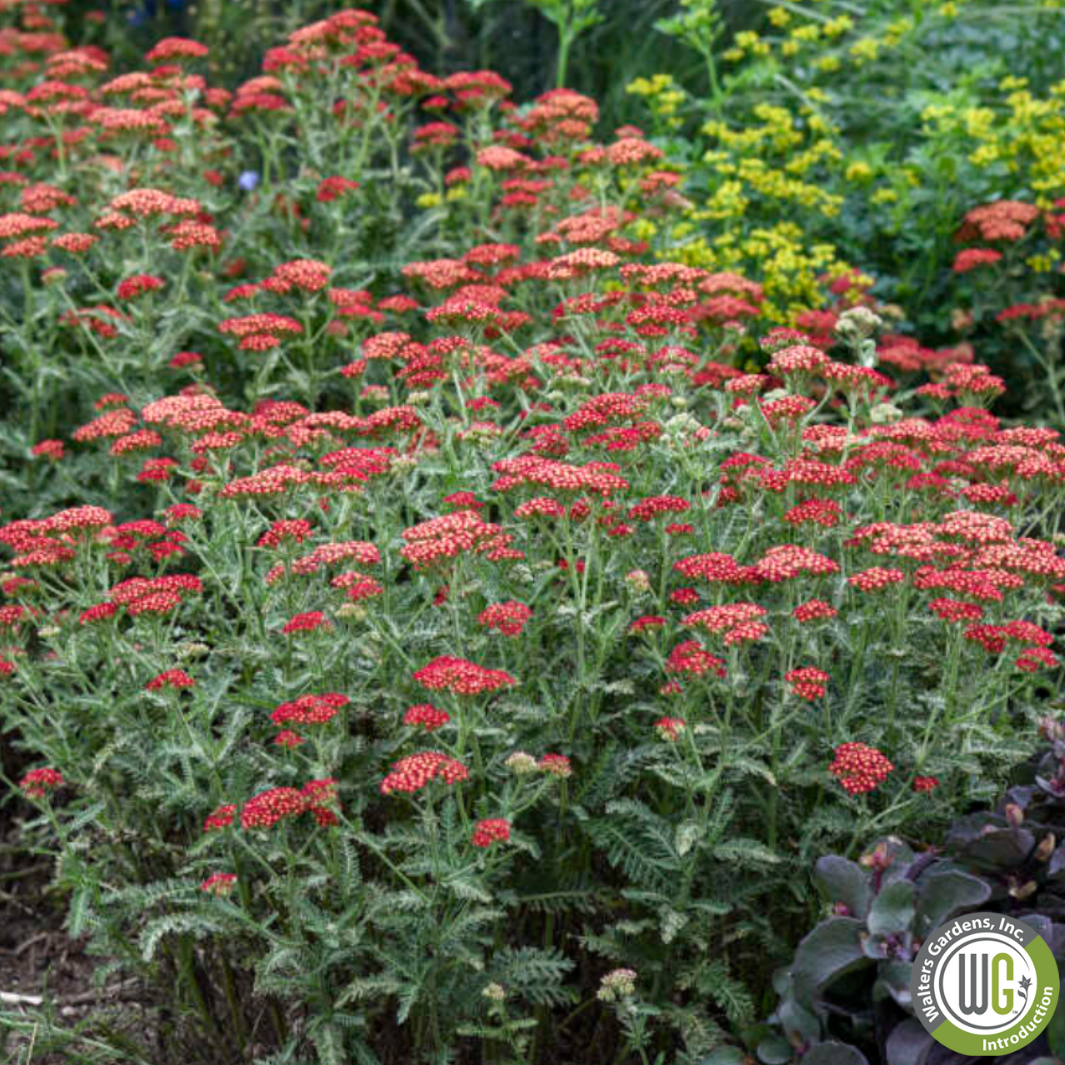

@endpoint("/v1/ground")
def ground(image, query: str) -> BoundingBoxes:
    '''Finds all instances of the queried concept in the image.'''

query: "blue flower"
[238,171,261,192]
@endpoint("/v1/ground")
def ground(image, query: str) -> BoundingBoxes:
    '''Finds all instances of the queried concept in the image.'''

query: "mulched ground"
[0,805,160,1064]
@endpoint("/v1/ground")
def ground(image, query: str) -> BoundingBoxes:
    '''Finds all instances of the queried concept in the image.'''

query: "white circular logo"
[935,929,1037,1034]
[911,912,1060,1056]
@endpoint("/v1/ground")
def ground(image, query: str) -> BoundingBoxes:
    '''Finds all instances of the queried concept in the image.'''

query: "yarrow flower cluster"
[597,968,638,1002]
[380,752,470,795]
[2,9,1065,1057]
[20,767,63,798]
[477,600,533,636]
[471,818,511,847]
[828,743,894,795]
[413,656,517,695]
[785,667,830,700]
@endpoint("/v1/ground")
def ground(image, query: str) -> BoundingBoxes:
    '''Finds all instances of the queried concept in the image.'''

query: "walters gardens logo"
[910,912,1059,1055]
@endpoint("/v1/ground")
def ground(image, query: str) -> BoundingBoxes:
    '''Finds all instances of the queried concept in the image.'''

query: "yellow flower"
[871,188,898,204]
[814,55,841,73]
[884,18,914,46]
[1026,253,1057,272]
[739,36,769,57]
[704,180,748,220]
[845,161,873,183]
[824,15,854,38]
[969,144,1001,167]
[631,218,658,241]
[445,187,466,203]
[767,6,790,26]
[416,192,442,209]
[626,73,675,97]
[850,37,880,63]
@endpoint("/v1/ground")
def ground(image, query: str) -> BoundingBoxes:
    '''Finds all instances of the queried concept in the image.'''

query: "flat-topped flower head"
[403,704,451,730]
[829,742,893,795]
[413,656,517,696]
[240,786,306,830]
[380,752,470,795]
[471,818,511,847]
[20,768,63,798]
[200,873,237,896]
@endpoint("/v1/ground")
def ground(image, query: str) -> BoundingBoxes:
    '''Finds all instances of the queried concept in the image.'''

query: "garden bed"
[1,2,1065,1063]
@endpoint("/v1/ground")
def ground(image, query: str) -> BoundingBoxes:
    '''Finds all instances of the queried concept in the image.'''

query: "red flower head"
[829,742,894,795]
[403,704,451,730]
[271,692,348,728]
[785,666,830,700]
[240,787,306,830]
[204,803,237,832]
[282,611,332,635]
[538,753,573,778]
[146,669,194,691]
[20,768,63,799]
[471,818,511,847]
[380,752,469,795]
[478,600,532,637]
[200,873,237,896]
[413,656,517,696]
[655,717,686,742]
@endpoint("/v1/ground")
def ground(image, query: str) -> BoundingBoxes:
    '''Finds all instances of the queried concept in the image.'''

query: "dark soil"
[0,808,157,1065]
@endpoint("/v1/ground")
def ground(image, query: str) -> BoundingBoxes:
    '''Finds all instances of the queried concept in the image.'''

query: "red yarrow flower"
[829,742,894,795]
[240,787,306,830]
[413,655,517,695]
[380,751,470,795]
[477,600,532,637]
[793,599,838,623]
[200,873,237,896]
[786,666,830,700]
[654,716,686,741]
[20,768,63,798]
[116,274,165,300]
[538,753,572,778]
[282,611,332,635]
[665,640,726,679]
[471,818,511,848]
[146,669,194,691]
[403,704,451,730]
[204,803,236,832]
[271,692,348,727]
